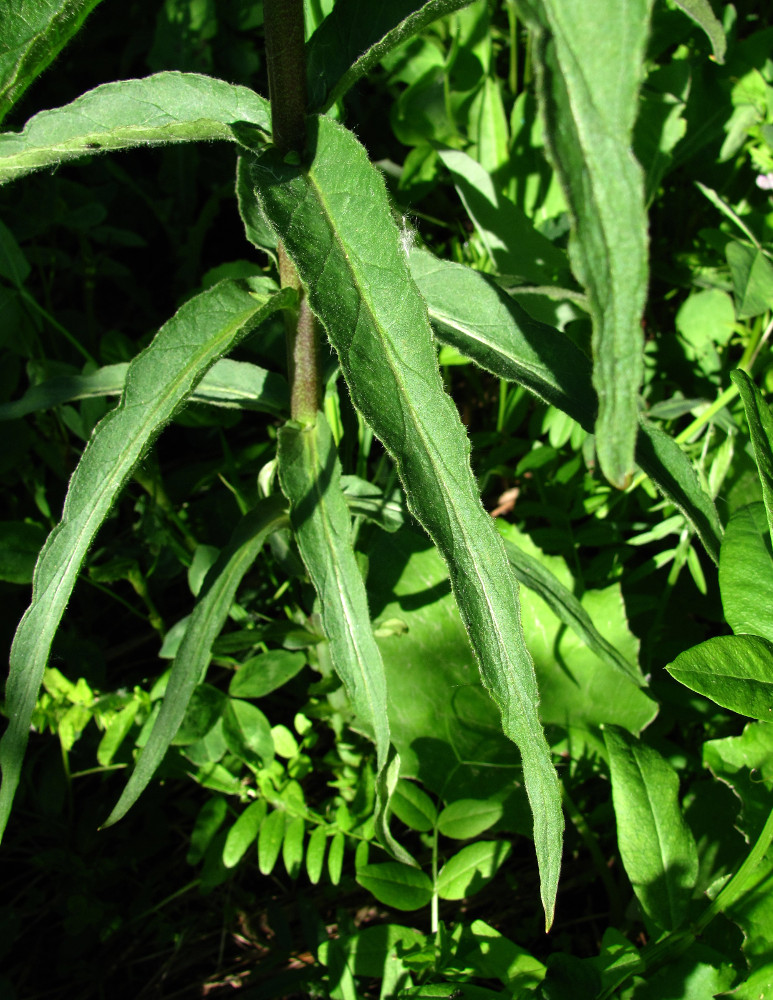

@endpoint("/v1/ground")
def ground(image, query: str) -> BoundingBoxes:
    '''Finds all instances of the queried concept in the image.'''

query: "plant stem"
[264,0,321,424]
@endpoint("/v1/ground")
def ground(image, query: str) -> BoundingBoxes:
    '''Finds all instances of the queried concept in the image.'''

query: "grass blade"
[0,280,294,842]
[307,0,478,112]
[104,497,290,827]
[410,248,723,564]
[251,116,563,927]
[278,412,413,865]
[0,0,105,124]
[520,0,652,488]
[0,72,271,185]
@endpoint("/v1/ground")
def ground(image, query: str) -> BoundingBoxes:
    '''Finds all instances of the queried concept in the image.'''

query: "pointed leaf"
[731,370,773,549]
[0,280,292,841]
[604,726,698,931]
[278,412,412,866]
[667,634,773,721]
[251,116,563,927]
[307,0,478,112]
[518,0,652,487]
[0,72,271,186]
[0,0,105,124]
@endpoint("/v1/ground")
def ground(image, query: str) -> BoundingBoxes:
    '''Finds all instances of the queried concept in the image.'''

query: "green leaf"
[0,0,105,124]
[0,72,271,186]
[252,115,563,928]
[258,808,286,876]
[277,412,411,866]
[390,779,437,833]
[172,684,226,746]
[229,650,307,699]
[307,0,478,112]
[0,357,289,422]
[306,824,328,884]
[0,281,292,842]
[436,840,511,900]
[187,796,227,865]
[719,503,773,641]
[603,726,699,931]
[0,218,30,285]
[96,700,140,767]
[104,496,289,827]
[666,634,773,721]
[409,248,723,564]
[0,520,46,583]
[408,247,593,422]
[222,800,267,868]
[437,799,503,840]
[518,0,652,488]
[282,815,305,879]
[726,242,773,319]
[670,0,727,62]
[731,371,773,548]
[438,149,569,286]
[222,698,275,767]
[356,861,433,910]
[328,829,345,885]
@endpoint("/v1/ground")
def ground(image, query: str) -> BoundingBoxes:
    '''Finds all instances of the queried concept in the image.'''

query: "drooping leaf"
[0,72,271,186]
[278,412,412,866]
[306,0,477,112]
[667,634,773,721]
[0,280,294,842]
[104,497,288,827]
[731,370,773,547]
[604,726,699,931]
[0,0,105,124]
[517,0,652,488]
[0,357,289,421]
[719,503,773,641]
[251,115,563,927]
[670,0,727,63]
[408,248,723,564]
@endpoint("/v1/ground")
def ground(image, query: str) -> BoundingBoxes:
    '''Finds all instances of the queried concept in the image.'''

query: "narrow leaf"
[278,412,412,866]
[0,357,289,421]
[223,799,267,868]
[0,281,292,842]
[604,726,698,931]
[671,0,727,63]
[104,497,289,826]
[0,72,271,186]
[258,808,285,875]
[667,634,773,721]
[306,824,328,884]
[518,0,652,487]
[731,371,773,548]
[0,0,105,124]
[251,116,563,927]
[307,0,478,112]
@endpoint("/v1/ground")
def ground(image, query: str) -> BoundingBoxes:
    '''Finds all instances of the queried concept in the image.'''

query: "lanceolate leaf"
[278,412,413,866]
[518,0,652,488]
[604,725,699,931]
[409,249,723,564]
[251,115,563,927]
[0,72,271,185]
[0,0,105,124]
[0,358,289,421]
[0,280,295,842]
[671,0,727,63]
[307,0,477,112]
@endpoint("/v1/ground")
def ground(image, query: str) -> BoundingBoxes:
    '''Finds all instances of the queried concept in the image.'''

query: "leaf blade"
[251,116,564,927]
